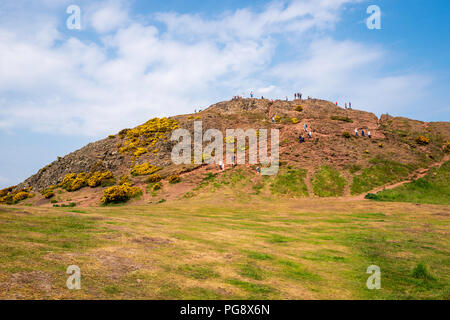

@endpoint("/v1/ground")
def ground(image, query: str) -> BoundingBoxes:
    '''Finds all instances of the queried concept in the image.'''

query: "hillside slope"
[3,98,449,207]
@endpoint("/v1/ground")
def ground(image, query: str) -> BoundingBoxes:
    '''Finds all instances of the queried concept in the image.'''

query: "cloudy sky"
[0,0,449,188]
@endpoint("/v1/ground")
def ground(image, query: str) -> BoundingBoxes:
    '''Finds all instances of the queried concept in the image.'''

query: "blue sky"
[0,0,449,188]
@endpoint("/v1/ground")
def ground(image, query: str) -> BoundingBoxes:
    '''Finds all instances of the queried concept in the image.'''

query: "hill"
[1,98,449,207]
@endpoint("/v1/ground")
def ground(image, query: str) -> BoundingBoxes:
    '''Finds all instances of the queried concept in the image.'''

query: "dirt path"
[349,155,449,200]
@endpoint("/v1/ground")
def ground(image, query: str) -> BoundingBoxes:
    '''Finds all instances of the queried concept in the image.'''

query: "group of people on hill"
[355,128,372,138]
[294,92,302,100]
[345,102,352,109]
[298,123,313,143]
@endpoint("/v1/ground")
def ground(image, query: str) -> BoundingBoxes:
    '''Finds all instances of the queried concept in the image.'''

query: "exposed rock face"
[17,138,125,191]
[15,98,450,192]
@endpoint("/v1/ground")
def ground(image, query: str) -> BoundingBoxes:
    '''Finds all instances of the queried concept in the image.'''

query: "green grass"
[270,168,308,197]
[0,195,448,300]
[368,161,450,205]
[351,158,416,194]
[312,165,347,197]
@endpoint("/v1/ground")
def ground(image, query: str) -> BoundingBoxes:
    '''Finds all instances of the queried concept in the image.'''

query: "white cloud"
[270,38,430,114]
[88,0,130,33]
[0,0,433,138]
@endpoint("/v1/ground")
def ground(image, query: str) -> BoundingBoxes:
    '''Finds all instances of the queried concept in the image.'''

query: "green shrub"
[364,193,379,200]
[331,116,353,123]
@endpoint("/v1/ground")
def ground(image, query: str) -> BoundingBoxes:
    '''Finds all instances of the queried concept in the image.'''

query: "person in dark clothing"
[362,130,365,137]
[299,135,305,143]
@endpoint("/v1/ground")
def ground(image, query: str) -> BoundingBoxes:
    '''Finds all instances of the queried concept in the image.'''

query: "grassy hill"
[367,160,450,205]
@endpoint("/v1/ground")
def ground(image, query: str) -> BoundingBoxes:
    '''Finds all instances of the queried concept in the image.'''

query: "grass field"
[0,195,448,300]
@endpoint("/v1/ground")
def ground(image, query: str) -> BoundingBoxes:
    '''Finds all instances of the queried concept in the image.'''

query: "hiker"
[304,123,308,132]
[308,131,312,138]
[231,155,236,166]
[250,91,254,98]
[336,102,338,106]
[355,128,358,137]
[294,93,297,99]
[299,135,305,143]
[286,96,289,101]
[219,161,224,171]
[272,116,276,123]
[345,103,347,109]
[362,130,365,137]
[299,93,302,99]
[349,102,352,109]
[256,167,261,174]
[368,131,372,139]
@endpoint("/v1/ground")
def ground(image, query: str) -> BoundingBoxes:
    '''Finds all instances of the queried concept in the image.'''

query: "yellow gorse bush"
[118,175,131,185]
[59,171,115,191]
[87,171,115,188]
[131,163,162,176]
[0,186,33,204]
[168,175,181,184]
[101,183,142,204]
[416,136,430,145]
[41,185,57,199]
[291,118,299,124]
[12,192,29,203]
[119,117,179,157]
[146,174,162,183]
